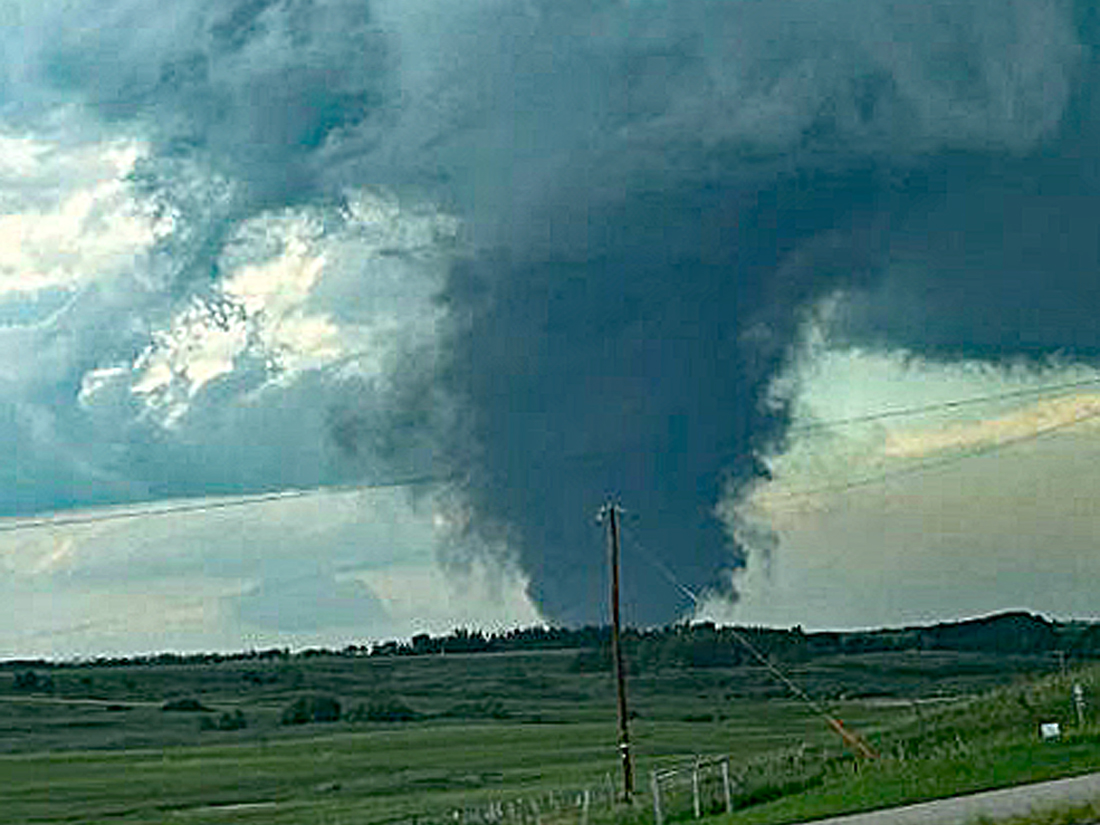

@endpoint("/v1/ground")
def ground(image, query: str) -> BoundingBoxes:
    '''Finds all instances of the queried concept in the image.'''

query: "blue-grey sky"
[0,0,1098,655]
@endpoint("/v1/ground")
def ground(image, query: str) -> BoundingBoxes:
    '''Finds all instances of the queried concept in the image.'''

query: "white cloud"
[357,561,543,637]
[719,328,1100,629]
[0,122,481,654]
[883,395,1100,459]
[221,243,339,367]
[0,487,542,657]
[88,189,460,429]
[0,134,170,297]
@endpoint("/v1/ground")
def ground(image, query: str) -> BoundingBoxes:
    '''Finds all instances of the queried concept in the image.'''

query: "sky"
[0,0,1098,656]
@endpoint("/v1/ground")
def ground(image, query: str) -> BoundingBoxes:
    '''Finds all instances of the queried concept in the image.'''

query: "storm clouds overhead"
[0,0,1097,651]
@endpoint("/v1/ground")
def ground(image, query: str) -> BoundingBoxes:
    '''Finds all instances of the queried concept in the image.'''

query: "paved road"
[795,772,1100,824]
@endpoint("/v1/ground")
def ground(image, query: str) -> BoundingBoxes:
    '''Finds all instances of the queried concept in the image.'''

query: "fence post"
[651,770,664,825]
[693,759,701,819]
[721,758,733,813]
[581,789,590,825]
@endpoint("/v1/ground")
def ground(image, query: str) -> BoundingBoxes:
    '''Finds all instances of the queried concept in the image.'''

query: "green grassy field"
[718,667,1100,825]
[0,645,1088,824]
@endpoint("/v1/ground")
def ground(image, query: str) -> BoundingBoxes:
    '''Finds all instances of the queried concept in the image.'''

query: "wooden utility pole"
[602,501,634,802]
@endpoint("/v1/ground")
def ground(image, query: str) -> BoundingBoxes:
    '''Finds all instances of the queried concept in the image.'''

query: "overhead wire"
[0,471,460,535]
[770,404,1100,508]
[617,520,878,758]
[605,378,1100,752]
[786,375,1100,433]
[766,404,1100,505]
[2,375,1098,531]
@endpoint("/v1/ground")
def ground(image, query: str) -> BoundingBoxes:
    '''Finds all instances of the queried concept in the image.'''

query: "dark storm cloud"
[31,0,387,207]
[415,0,1089,624]
[439,168,897,623]
[833,5,1100,363]
[837,151,1100,361]
[10,0,1092,625]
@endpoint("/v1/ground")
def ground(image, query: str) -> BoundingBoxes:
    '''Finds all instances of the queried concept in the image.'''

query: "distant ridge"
[4,610,1096,669]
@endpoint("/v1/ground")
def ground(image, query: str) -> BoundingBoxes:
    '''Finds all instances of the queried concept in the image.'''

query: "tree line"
[3,610,1097,671]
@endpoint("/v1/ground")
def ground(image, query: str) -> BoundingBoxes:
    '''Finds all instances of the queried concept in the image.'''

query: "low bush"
[281,694,341,725]
[347,697,420,723]
[161,697,210,712]
[217,709,247,730]
[13,671,54,693]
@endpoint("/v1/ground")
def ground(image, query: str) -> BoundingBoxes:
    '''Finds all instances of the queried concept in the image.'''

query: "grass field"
[719,666,1100,825]
[0,645,1088,824]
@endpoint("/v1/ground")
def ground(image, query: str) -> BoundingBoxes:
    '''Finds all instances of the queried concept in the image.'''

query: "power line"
[787,376,1100,433]
[618,521,878,759]
[0,472,459,535]
[3,378,1098,532]
[767,405,1100,506]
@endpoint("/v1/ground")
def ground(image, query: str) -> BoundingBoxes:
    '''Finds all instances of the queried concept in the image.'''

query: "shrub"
[162,697,211,712]
[347,697,421,723]
[13,671,54,693]
[281,694,342,725]
[242,670,278,686]
[217,709,247,730]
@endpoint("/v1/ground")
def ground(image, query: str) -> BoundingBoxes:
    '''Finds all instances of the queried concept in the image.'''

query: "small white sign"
[1040,722,1061,741]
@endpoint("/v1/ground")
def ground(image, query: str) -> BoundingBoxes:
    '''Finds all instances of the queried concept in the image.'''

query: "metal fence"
[386,778,623,825]
[388,746,828,825]
[650,756,733,825]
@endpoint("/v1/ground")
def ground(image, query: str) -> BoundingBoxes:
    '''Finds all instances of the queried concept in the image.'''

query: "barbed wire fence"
[649,755,733,824]
[382,742,834,825]
[386,773,624,825]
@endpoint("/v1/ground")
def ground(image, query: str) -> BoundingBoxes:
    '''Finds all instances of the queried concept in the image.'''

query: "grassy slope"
[0,650,907,825]
[719,667,1100,825]
[0,648,1085,824]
